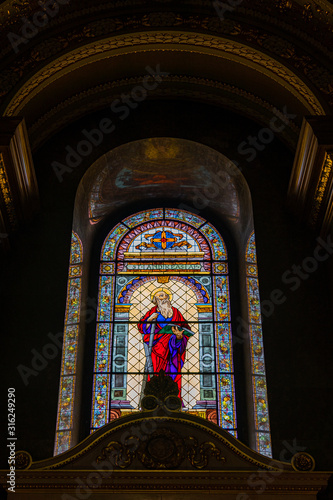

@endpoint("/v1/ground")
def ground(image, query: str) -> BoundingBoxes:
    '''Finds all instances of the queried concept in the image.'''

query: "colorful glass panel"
[122,209,164,228]
[55,431,71,456]
[91,277,114,430]
[247,278,262,324]
[100,263,115,274]
[246,263,257,277]
[102,224,128,261]
[246,232,257,264]
[200,223,227,260]
[55,233,83,456]
[214,276,230,322]
[165,208,206,228]
[65,278,81,324]
[57,376,74,428]
[258,432,272,456]
[70,231,83,264]
[218,373,236,429]
[128,226,201,253]
[69,265,82,277]
[91,209,237,439]
[246,231,272,458]
[97,276,113,322]
[213,262,228,274]
[216,323,237,430]
[62,325,78,376]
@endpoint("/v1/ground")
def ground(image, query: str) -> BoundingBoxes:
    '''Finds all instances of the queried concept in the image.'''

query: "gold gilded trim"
[115,305,131,313]
[291,451,316,472]
[124,251,205,258]
[310,152,333,225]
[0,153,17,228]
[157,276,170,283]
[196,305,213,313]
[33,414,284,471]
[96,430,226,470]
[4,31,324,117]
[121,271,210,275]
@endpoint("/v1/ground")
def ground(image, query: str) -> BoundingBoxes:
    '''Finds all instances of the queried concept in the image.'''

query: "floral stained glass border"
[54,232,83,456]
[246,231,272,458]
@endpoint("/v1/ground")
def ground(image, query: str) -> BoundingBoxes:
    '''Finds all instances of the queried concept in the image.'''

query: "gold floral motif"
[96,441,134,468]
[96,428,226,470]
[138,428,185,469]
[69,265,82,277]
[185,436,226,469]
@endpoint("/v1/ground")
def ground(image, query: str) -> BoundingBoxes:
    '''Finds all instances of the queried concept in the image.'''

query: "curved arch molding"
[3,31,325,120]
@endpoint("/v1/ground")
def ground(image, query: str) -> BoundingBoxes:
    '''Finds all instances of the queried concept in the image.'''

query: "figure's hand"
[172,326,184,339]
[147,312,159,322]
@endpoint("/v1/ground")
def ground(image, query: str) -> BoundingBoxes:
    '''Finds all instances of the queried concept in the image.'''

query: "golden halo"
[151,288,172,303]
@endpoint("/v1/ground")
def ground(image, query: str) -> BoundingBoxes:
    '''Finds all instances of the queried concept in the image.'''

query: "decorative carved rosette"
[137,428,185,469]
[291,452,315,472]
[15,450,32,470]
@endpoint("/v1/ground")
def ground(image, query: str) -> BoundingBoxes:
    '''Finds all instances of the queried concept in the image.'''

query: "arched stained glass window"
[91,208,237,436]
[246,231,272,457]
[54,232,83,455]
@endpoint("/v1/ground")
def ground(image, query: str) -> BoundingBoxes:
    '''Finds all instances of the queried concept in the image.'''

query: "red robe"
[138,306,190,398]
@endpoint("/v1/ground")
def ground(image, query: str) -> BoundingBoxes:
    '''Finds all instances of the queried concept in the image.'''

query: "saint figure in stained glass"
[138,289,194,399]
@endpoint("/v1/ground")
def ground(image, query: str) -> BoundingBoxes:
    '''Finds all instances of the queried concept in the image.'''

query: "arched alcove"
[54,137,271,459]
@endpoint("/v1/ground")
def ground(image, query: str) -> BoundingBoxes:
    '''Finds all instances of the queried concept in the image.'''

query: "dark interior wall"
[1,100,333,470]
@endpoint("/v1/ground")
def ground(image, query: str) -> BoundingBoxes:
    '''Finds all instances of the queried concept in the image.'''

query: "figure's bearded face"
[156,296,173,318]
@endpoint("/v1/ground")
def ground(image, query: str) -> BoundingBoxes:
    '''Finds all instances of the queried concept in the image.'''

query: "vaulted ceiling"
[0,0,332,150]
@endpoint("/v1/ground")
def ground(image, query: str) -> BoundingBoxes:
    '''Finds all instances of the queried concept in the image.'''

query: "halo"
[151,288,172,303]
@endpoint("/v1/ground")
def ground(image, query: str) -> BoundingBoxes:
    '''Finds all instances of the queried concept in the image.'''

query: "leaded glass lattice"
[91,208,237,436]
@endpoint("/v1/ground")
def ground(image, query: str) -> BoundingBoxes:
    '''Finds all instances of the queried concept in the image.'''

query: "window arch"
[54,137,273,459]
[91,208,237,436]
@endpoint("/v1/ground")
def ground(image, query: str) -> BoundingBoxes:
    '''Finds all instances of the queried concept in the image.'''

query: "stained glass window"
[54,232,83,455]
[91,208,237,435]
[56,216,272,458]
[246,231,272,457]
